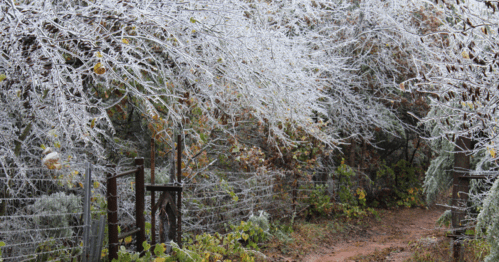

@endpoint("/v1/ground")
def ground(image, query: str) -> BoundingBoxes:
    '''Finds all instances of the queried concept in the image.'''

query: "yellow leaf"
[462,51,470,59]
[154,258,166,262]
[122,38,129,44]
[90,118,96,128]
[0,74,6,82]
[488,147,496,158]
[125,236,132,244]
[94,63,106,75]
[95,52,103,58]
[79,182,84,188]
[93,181,100,188]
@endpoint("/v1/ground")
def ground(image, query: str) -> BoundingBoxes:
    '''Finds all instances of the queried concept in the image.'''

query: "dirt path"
[304,207,445,262]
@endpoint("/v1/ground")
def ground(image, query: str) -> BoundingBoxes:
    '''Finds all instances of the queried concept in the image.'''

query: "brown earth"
[266,206,447,262]
[303,207,445,262]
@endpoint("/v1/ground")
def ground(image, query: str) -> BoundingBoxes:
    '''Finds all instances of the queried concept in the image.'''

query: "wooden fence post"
[177,134,182,248]
[292,172,297,213]
[451,137,471,262]
[106,164,118,261]
[135,158,145,254]
[151,138,156,247]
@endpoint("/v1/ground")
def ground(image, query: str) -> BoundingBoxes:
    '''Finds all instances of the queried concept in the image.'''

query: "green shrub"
[111,214,271,262]
[29,192,81,238]
[337,160,357,206]
[27,239,81,262]
[304,184,334,216]
[374,159,424,208]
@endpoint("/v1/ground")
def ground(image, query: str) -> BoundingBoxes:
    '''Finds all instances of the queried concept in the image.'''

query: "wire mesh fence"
[178,170,339,237]
[0,165,90,261]
[0,162,341,261]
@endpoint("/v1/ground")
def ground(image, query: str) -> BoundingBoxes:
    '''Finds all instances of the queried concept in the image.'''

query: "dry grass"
[349,237,490,262]
[263,215,377,261]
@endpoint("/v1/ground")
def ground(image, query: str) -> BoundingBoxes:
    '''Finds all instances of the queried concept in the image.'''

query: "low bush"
[372,159,425,208]
[110,212,270,262]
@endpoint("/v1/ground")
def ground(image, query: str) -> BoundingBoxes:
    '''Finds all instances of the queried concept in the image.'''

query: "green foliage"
[334,204,379,220]
[111,242,169,262]
[408,237,490,262]
[375,159,424,208]
[0,241,4,262]
[422,130,455,203]
[477,177,499,262]
[466,238,491,261]
[337,160,357,206]
[231,214,270,251]
[436,210,452,227]
[27,239,81,262]
[112,214,270,262]
[269,220,294,244]
[247,211,270,234]
[332,160,378,219]
[304,184,334,216]
[221,179,239,202]
[29,192,81,238]
[168,225,264,261]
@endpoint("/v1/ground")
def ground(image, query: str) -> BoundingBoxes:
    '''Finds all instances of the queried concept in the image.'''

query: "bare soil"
[304,207,445,262]
[266,206,447,262]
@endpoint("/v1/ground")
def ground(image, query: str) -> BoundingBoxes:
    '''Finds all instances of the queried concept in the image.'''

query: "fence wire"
[171,170,338,238]
[1,164,341,261]
[0,164,94,262]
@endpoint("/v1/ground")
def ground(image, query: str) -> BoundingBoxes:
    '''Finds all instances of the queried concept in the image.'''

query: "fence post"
[177,134,182,248]
[451,137,471,262]
[292,172,297,213]
[151,138,156,247]
[82,163,92,262]
[135,158,146,255]
[106,164,118,261]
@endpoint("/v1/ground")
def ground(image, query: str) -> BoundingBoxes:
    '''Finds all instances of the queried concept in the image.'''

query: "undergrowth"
[407,237,490,262]
[349,237,490,262]
[108,212,270,262]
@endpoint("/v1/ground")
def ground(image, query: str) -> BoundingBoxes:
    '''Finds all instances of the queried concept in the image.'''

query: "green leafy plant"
[332,160,378,220]
[29,193,81,238]
[112,214,270,262]
[0,241,5,262]
[436,210,452,227]
[374,159,424,208]
[111,242,169,262]
[337,159,358,206]
[26,239,81,262]
[304,184,334,217]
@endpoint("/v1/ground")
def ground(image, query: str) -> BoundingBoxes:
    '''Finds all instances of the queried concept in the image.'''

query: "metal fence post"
[106,164,118,261]
[135,158,146,254]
